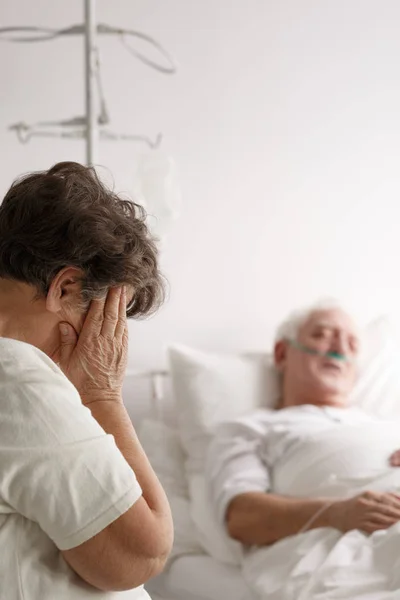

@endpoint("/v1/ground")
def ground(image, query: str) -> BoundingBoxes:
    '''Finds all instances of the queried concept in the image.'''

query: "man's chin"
[314,374,351,396]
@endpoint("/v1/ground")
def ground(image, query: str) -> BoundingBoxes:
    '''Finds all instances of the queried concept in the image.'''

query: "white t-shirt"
[206,405,379,525]
[0,337,151,600]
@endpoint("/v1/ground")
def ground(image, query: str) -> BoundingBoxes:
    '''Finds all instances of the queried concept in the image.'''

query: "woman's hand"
[327,490,400,534]
[58,287,128,403]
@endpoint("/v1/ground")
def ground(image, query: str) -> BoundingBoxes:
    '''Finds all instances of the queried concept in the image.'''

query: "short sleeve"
[0,342,142,551]
[205,412,271,526]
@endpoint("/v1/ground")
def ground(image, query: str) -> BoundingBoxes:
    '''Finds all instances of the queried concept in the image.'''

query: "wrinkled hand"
[328,491,400,534]
[58,287,128,403]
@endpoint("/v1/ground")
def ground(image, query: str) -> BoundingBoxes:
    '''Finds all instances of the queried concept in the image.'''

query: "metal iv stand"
[0,0,177,166]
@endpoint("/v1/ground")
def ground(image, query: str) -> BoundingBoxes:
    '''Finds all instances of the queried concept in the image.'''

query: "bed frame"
[125,368,170,421]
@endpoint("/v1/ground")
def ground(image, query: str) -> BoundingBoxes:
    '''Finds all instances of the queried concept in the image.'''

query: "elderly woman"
[0,162,173,600]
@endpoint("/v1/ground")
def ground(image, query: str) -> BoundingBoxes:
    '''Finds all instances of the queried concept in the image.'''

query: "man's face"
[278,308,360,403]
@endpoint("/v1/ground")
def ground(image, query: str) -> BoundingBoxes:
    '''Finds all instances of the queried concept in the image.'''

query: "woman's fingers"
[70,286,126,345]
[115,286,127,340]
[80,295,106,340]
[101,287,122,338]
[60,287,129,398]
[58,322,78,367]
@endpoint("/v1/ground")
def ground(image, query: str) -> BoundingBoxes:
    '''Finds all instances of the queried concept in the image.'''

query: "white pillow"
[168,346,279,566]
[351,317,400,417]
[168,345,279,474]
[138,419,203,560]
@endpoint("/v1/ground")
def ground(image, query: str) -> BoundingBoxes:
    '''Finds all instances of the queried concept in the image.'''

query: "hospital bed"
[128,320,400,600]
[126,365,257,600]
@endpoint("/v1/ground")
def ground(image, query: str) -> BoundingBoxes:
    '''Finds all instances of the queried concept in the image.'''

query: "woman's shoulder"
[0,336,61,378]
[0,336,79,406]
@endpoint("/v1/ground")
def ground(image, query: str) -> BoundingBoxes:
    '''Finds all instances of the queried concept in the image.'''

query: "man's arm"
[226,489,400,545]
[226,492,332,545]
[206,412,273,529]
[207,415,335,546]
[207,414,400,548]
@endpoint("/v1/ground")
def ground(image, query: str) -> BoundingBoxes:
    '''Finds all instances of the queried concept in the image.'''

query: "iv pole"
[84,0,97,166]
[0,1,177,167]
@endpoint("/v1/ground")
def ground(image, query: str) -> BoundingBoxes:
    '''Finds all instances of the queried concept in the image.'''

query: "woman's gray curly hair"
[0,161,165,318]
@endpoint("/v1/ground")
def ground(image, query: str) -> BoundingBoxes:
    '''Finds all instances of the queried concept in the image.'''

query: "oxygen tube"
[288,339,349,362]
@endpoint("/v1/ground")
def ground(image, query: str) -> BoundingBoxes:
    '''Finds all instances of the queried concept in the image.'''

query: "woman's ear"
[274,340,288,372]
[46,266,84,315]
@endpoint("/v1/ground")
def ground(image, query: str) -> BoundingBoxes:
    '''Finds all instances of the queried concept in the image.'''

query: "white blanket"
[242,421,400,600]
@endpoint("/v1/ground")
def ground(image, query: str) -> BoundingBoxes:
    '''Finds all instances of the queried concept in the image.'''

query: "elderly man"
[207,303,400,547]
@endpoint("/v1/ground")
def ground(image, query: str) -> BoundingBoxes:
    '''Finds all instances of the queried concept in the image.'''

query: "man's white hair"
[274,299,358,346]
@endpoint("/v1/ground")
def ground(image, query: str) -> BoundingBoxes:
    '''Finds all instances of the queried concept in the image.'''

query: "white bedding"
[140,353,400,600]
[146,554,257,600]
[269,419,400,498]
[242,420,400,600]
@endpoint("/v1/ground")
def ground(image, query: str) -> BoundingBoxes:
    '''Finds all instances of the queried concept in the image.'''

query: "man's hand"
[58,287,128,403]
[327,491,400,534]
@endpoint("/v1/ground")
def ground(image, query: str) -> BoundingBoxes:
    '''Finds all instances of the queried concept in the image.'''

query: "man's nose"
[331,333,347,355]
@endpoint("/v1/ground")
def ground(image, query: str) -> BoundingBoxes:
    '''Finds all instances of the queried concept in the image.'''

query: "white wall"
[2,0,400,395]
